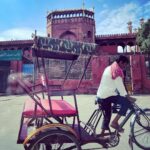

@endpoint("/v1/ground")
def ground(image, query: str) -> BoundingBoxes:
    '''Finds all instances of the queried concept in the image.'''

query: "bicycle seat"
[95,97,103,105]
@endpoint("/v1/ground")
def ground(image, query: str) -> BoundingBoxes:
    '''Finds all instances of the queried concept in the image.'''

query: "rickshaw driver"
[96,55,136,135]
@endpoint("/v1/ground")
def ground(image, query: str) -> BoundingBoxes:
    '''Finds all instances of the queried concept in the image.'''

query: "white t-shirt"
[97,66,127,99]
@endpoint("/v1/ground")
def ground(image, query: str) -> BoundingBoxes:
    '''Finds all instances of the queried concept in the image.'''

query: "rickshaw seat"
[16,78,77,117]
[22,98,77,117]
[41,99,77,115]
[22,99,43,116]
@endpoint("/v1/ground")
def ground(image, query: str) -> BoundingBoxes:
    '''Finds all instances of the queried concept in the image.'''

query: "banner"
[23,64,34,75]
[0,50,22,61]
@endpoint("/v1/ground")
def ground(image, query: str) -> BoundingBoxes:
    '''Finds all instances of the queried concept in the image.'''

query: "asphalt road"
[0,94,149,150]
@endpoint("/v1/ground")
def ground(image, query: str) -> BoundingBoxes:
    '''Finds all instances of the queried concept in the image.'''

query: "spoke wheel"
[27,130,81,150]
[131,109,150,150]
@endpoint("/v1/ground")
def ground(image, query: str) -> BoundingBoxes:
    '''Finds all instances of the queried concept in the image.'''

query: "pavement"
[0,94,150,150]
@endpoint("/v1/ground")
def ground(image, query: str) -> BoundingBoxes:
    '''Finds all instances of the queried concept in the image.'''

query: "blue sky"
[0,0,149,41]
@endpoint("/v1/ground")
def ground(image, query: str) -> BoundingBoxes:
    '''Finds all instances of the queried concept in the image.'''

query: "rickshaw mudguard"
[23,123,79,145]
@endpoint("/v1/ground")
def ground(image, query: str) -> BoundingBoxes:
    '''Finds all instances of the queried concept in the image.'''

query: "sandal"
[110,123,124,132]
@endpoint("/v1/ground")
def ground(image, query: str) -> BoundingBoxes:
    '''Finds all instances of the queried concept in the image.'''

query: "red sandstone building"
[0,9,150,94]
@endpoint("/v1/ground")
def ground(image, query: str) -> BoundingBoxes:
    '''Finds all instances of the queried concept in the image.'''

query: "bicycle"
[84,98,150,149]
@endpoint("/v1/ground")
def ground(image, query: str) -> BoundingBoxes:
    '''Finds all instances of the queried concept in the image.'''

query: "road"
[0,94,149,150]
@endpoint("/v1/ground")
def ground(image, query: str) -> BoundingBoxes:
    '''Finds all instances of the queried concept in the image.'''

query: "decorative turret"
[127,21,132,34]
[140,18,144,27]
[46,9,95,43]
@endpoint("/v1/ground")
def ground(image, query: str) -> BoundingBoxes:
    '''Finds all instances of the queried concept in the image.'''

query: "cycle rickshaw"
[16,35,150,150]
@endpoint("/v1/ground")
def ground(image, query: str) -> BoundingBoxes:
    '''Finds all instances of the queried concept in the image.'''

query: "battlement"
[95,33,137,40]
[47,9,94,20]
[0,40,33,46]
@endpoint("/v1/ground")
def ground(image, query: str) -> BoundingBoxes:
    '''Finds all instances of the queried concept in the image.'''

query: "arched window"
[87,31,92,38]
[117,46,124,53]
[60,31,77,41]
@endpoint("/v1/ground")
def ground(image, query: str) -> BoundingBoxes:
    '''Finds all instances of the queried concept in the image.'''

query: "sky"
[0,0,149,41]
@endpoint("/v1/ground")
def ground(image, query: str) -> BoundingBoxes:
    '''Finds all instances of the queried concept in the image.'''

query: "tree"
[136,19,150,53]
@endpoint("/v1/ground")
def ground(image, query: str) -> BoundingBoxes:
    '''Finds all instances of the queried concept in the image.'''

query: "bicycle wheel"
[131,109,150,150]
[27,130,81,150]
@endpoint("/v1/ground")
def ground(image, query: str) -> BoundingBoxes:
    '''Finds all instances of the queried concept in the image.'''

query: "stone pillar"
[11,61,18,72]
[130,55,142,93]
[17,61,22,73]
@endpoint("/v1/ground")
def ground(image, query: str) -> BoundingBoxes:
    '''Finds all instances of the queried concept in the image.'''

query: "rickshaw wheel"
[27,130,81,150]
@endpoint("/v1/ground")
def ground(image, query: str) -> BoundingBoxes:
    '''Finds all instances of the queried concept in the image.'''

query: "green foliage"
[136,19,150,53]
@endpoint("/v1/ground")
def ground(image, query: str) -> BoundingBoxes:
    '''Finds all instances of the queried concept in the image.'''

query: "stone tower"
[46,9,95,43]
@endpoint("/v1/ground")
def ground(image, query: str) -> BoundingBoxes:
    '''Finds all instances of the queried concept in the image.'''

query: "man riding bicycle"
[96,55,136,135]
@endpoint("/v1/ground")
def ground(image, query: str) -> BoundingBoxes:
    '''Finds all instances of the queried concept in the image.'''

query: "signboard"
[36,36,97,55]
[0,50,22,61]
[23,64,34,75]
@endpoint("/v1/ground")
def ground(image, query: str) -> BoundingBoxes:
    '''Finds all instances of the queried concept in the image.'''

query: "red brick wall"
[47,17,95,43]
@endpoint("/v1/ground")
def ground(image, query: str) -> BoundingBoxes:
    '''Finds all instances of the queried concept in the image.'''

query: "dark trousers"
[98,95,132,130]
